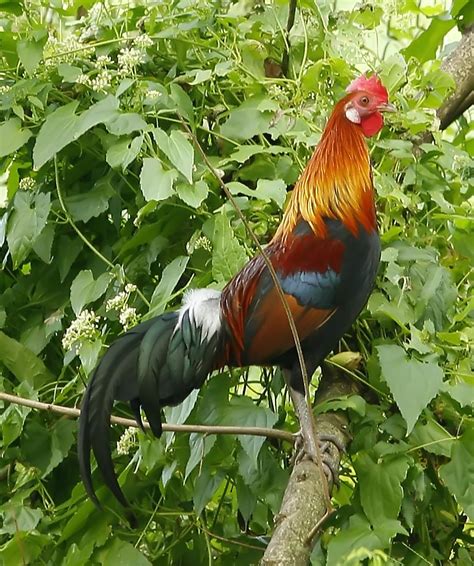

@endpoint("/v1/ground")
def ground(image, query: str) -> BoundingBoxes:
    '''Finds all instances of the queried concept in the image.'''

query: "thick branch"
[261,363,357,564]
[281,0,298,77]
[438,24,473,130]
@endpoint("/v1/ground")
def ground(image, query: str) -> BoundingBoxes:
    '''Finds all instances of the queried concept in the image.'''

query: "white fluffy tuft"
[177,288,222,342]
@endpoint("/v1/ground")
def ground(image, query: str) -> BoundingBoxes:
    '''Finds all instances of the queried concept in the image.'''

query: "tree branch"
[261,362,359,565]
[0,391,295,445]
[438,24,473,130]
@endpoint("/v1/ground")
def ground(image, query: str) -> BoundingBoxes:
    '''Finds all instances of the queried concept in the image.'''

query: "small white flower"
[194,235,212,252]
[0,85,11,94]
[125,283,137,293]
[90,70,112,92]
[119,307,138,331]
[95,55,112,69]
[75,73,90,86]
[62,309,100,351]
[146,89,162,100]
[117,47,144,75]
[106,291,128,312]
[19,177,36,191]
[116,427,137,455]
[134,33,153,49]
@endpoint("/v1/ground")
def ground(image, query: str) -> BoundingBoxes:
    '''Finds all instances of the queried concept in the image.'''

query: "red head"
[343,74,394,137]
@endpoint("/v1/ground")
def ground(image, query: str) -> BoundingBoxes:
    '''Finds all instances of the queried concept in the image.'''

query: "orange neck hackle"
[274,95,377,242]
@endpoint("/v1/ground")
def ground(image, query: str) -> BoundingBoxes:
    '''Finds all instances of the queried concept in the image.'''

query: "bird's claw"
[292,431,343,486]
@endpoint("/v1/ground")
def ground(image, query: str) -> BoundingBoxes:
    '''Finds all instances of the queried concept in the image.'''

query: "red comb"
[346,74,388,101]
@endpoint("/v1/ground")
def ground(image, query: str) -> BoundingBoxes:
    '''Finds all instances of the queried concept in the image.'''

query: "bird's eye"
[360,96,369,106]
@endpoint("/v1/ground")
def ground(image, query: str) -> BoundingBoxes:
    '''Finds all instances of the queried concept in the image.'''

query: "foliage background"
[0,0,472,564]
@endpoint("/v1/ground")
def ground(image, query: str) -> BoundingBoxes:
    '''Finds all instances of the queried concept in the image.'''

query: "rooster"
[79,74,394,508]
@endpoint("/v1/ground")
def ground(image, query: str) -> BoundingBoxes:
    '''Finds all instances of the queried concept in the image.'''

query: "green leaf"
[65,177,114,223]
[34,96,120,169]
[354,451,410,524]
[0,118,32,157]
[98,539,151,566]
[17,37,45,75]
[21,419,75,477]
[185,433,216,480]
[139,157,177,201]
[176,179,208,208]
[0,504,43,535]
[228,179,286,208]
[106,135,143,170]
[0,331,53,386]
[6,191,50,267]
[193,467,224,515]
[153,128,194,183]
[105,113,148,135]
[70,270,112,315]
[377,344,444,433]
[148,256,189,316]
[202,395,277,461]
[220,97,276,140]
[326,514,406,566]
[439,427,474,521]
[212,212,248,285]
[409,420,454,457]
[404,15,455,63]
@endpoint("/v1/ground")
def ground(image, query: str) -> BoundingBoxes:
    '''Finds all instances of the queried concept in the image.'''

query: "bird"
[78,74,394,509]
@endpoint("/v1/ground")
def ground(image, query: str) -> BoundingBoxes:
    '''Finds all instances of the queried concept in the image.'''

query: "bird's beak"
[377,102,396,113]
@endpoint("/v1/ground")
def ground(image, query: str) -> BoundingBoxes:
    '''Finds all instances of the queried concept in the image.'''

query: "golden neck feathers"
[274,98,377,241]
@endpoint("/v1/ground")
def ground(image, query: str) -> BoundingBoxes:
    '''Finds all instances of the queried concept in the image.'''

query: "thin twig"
[0,392,295,444]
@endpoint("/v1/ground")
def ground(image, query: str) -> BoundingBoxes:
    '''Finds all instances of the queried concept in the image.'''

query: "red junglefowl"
[79,74,394,508]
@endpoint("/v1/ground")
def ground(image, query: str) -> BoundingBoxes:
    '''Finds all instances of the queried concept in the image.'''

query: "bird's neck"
[274,105,377,241]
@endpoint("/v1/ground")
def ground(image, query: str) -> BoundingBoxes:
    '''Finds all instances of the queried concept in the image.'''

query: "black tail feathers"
[78,289,223,508]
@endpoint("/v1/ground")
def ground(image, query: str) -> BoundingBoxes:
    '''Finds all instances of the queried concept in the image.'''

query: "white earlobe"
[345,105,361,124]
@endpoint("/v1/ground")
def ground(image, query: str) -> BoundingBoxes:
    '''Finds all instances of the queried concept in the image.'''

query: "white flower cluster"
[119,307,138,331]
[43,34,93,68]
[62,309,100,351]
[19,177,36,191]
[90,70,113,92]
[116,427,137,455]
[117,47,144,76]
[0,85,10,94]
[133,33,153,49]
[95,54,112,69]
[146,89,162,100]
[194,235,212,252]
[106,284,138,330]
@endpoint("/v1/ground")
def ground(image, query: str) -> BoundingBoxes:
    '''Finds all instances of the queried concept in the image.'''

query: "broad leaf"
[6,191,50,266]
[354,451,410,525]
[212,212,248,284]
[140,157,177,201]
[0,117,32,157]
[377,344,444,433]
[153,128,194,183]
[148,255,189,316]
[439,427,474,521]
[70,270,112,315]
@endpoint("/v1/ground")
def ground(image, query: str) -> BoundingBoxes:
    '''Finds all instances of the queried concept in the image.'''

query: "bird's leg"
[288,384,343,486]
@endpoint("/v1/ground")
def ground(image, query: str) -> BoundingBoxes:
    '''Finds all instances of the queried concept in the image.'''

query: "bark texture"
[438,24,473,130]
[261,364,357,565]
